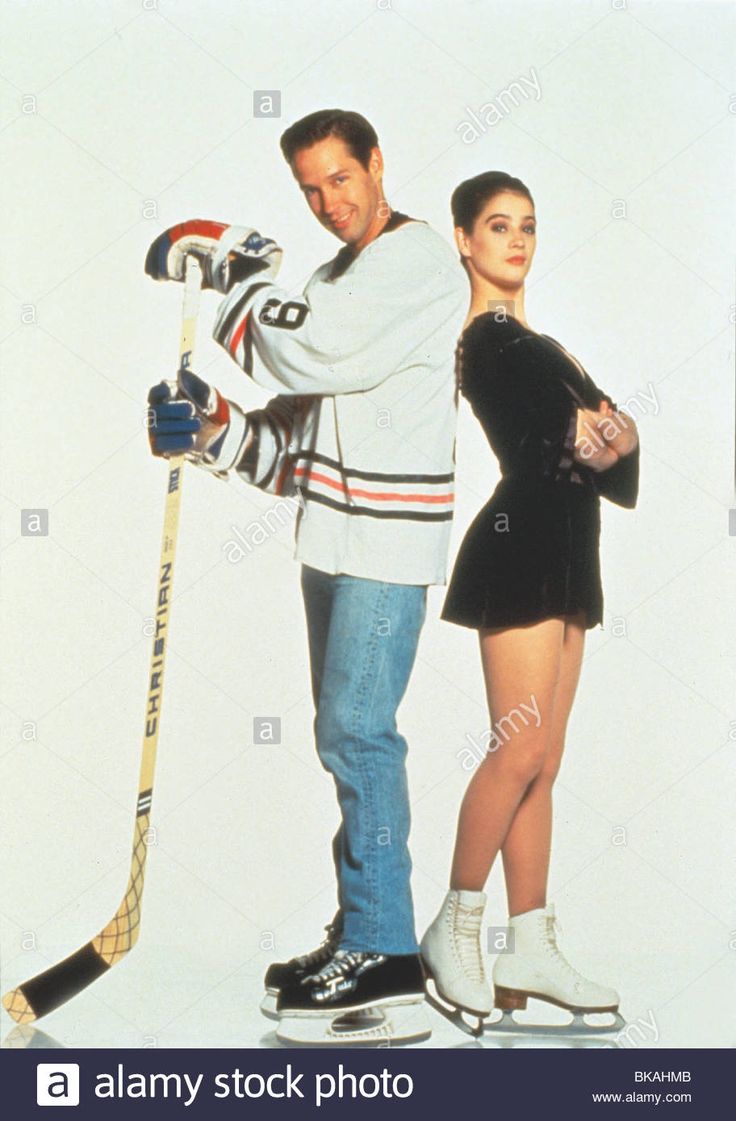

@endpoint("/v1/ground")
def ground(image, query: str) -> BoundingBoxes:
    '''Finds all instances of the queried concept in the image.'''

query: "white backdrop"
[1,0,734,1049]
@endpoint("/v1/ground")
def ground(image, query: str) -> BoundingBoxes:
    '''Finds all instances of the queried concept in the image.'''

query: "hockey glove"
[145,220,282,294]
[147,368,249,474]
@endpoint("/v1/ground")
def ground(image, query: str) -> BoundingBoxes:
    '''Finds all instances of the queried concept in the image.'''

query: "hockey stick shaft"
[2,258,203,1023]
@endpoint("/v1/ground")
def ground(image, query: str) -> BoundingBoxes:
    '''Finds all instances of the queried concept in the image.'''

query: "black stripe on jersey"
[236,421,260,482]
[243,312,255,373]
[294,450,454,485]
[216,281,273,343]
[257,413,289,492]
[300,488,453,522]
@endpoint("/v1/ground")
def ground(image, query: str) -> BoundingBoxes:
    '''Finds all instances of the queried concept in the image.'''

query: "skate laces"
[453,903,486,982]
[540,913,586,988]
[295,918,341,969]
[303,949,370,985]
[296,942,332,969]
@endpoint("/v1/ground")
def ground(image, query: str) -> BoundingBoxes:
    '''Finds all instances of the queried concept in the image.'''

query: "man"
[146,109,466,1044]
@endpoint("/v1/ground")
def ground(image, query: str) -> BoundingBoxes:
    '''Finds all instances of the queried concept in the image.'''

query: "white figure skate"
[487,903,625,1036]
[420,889,493,1037]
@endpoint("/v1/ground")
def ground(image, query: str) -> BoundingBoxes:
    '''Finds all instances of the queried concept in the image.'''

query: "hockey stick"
[2,257,203,1024]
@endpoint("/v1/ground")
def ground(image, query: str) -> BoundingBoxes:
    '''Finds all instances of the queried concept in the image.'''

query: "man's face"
[291,136,385,249]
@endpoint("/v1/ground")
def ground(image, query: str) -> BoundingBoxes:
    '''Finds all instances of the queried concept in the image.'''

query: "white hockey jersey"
[208,213,467,584]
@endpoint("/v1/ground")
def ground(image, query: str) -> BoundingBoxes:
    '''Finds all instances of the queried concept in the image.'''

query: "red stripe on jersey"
[274,457,293,496]
[295,467,453,504]
[229,312,249,357]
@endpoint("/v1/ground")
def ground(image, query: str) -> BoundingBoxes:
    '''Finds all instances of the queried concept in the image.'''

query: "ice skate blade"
[260,990,279,1021]
[278,992,425,1019]
[424,984,486,1038]
[483,1008,627,1037]
[276,1002,431,1047]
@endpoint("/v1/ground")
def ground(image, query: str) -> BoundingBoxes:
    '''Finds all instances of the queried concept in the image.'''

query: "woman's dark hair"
[451,171,534,232]
[280,109,379,169]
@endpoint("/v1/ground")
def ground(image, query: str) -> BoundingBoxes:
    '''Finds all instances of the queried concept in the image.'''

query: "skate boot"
[275,949,431,1045]
[420,889,492,1035]
[491,902,624,1035]
[261,912,342,1020]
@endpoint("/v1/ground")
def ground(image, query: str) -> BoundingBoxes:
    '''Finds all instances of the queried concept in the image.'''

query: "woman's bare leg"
[501,610,586,915]
[449,616,566,891]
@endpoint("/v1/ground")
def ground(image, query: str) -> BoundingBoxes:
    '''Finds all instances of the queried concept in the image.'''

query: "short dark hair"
[280,109,379,169]
[451,171,534,232]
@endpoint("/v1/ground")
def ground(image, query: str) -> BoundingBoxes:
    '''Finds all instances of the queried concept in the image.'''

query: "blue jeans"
[301,564,427,955]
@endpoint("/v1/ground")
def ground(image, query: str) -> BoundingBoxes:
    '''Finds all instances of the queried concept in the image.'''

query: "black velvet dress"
[441,313,639,631]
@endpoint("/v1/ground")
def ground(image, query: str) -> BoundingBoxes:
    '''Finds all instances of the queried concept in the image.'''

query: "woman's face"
[455,190,536,289]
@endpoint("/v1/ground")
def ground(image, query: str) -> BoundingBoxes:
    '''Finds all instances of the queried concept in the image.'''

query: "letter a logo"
[36,1063,80,1105]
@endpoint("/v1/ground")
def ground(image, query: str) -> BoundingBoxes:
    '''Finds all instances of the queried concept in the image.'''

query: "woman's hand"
[597,400,639,458]
[574,402,620,472]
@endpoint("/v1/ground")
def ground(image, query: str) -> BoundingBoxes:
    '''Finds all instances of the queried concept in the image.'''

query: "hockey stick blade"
[2,258,203,1024]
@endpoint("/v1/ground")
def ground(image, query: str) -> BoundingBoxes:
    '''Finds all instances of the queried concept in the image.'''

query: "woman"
[421,172,639,1029]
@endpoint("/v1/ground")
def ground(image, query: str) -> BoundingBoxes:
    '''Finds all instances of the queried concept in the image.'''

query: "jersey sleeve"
[582,371,640,509]
[211,230,465,396]
[235,394,304,496]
